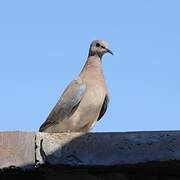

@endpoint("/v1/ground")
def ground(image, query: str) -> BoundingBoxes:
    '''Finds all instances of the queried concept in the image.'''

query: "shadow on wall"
[39,131,180,166]
[1,131,180,180]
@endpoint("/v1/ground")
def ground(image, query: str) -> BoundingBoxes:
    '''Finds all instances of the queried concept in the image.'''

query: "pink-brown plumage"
[39,40,113,132]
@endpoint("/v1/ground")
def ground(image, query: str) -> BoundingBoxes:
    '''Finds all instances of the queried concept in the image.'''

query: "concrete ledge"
[36,131,180,167]
[1,131,180,168]
[1,131,180,179]
[0,131,35,170]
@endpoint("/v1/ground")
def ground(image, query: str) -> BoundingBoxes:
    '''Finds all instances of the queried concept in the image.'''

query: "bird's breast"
[70,82,106,129]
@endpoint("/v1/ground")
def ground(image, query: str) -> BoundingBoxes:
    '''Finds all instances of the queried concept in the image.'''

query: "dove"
[39,40,113,132]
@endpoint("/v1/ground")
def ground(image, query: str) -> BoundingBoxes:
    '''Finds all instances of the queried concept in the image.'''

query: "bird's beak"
[106,48,113,55]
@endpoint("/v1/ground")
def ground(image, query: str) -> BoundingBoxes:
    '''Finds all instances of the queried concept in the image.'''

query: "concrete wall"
[1,131,180,179]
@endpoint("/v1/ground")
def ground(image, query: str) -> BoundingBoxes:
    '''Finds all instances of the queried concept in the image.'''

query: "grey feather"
[39,79,86,131]
[97,95,109,121]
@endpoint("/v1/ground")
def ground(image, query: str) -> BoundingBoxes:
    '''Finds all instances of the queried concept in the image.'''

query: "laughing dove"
[39,40,113,133]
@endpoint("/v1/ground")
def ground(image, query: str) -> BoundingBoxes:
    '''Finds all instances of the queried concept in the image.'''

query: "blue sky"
[0,0,180,132]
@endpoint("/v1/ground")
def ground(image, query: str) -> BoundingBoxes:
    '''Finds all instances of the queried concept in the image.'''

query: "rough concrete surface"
[1,131,180,179]
[0,131,35,170]
[35,131,180,166]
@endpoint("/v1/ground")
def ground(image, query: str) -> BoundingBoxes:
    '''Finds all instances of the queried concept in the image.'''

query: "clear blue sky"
[0,1,180,132]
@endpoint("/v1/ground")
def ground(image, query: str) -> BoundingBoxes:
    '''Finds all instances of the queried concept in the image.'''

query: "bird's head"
[88,40,113,58]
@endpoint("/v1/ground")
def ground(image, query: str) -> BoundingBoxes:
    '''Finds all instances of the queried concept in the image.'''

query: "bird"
[39,40,113,133]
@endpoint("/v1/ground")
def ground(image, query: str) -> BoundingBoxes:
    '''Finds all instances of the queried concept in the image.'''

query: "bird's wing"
[97,95,109,121]
[39,78,86,132]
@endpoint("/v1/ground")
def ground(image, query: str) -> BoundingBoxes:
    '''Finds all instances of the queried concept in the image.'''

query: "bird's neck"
[79,55,104,80]
[88,51,103,59]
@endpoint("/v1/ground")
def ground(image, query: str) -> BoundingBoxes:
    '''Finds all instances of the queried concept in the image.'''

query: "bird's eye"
[96,43,100,47]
